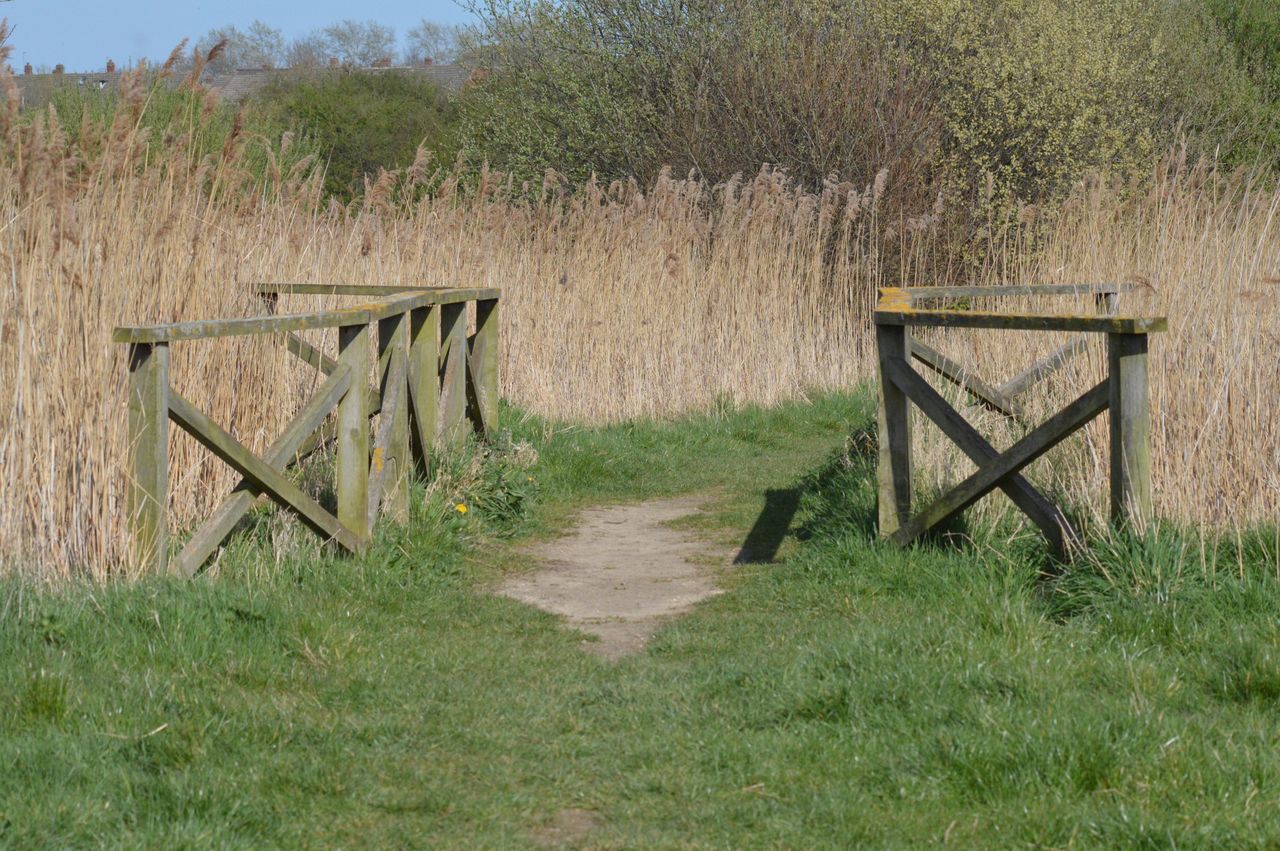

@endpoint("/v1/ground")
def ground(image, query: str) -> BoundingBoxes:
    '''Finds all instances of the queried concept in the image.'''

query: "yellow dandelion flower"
[455,503,468,514]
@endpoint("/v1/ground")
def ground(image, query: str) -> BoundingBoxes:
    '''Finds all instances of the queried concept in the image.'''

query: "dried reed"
[0,57,1275,581]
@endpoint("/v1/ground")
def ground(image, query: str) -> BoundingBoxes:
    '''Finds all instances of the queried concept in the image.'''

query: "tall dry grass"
[0,56,1275,581]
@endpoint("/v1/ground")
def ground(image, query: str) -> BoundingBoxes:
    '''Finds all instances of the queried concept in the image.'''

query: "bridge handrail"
[117,283,500,577]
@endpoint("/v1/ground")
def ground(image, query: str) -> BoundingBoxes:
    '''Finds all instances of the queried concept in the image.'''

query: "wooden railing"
[114,285,500,577]
[873,283,1167,556]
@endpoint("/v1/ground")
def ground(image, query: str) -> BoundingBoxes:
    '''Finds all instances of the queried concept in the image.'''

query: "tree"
[404,20,462,64]
[196,20,285,70]
[287,34,330,69]
[321,19,397,66]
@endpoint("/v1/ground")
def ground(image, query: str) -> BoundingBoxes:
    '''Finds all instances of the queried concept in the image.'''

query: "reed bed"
[0,62,1275,581]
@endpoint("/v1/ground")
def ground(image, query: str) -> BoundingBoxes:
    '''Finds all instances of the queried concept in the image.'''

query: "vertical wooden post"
[876,324,912,537]
[337,321,371,542]
[1108,332,1152,529]
[469,297,500,438]
[377,312,411,524]
[438,301,467,451]
[127,342,169,574]
[408,305,440,476]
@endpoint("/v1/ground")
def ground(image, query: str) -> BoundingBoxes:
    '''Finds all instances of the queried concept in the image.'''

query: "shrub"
[462,2,940,196]
[462,0,1271,203]
[249,70,462,199]
[1206,0,1280,95]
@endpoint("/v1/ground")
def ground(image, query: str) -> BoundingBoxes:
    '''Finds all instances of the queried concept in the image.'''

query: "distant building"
[11,63,475,110]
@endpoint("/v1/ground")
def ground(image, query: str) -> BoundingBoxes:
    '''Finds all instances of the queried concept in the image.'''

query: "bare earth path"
[498,496,730,660]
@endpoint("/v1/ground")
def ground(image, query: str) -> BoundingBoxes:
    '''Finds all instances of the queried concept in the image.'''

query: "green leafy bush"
[461,2,940,198]
[1206,0,1280,95]
[462,0,1272,206]
[249,70,462,199]
[870,0,1275,202]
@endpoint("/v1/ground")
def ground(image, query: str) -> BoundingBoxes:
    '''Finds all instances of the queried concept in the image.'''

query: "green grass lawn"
[3,391,1279,847]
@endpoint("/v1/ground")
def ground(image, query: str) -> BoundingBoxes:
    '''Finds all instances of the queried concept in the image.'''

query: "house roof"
[11,64,474,110]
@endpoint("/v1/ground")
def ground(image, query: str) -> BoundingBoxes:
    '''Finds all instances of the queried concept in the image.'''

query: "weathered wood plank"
[882,356,1075,553]
[1108,333,1153,528]
[167,392,362,553]
[259,284,425,296]
[909,337,1024,419]
[281,331,382,415]
[469,298,500,438]
[997,336,1090,399]
[336,323,371,540]
[127,343,170,575]
[256,283,500,303]
[876,325,912,537]
[408,305,440,475]
[370,316,410,527]
[892,380,1109,546]
[874,309,1167,335]
[438,301,468,451]
[172,365,353,577]
[397,287,501,306]
[114,292,444,344]
[898,283,1134,303]
[114,308,377,344]
[284,332,339,375]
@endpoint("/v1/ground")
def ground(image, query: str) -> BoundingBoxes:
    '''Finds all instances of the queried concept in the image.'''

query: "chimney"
[328,57,340,70]
[54,64,65,75]
[106,59,116,73]
[23,63,32,76]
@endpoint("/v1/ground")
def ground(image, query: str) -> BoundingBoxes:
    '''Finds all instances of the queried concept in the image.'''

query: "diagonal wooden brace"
[169,390,364,555]
[367,343,408,528]
[998,335,1090,399]
[282,331,382,415]
[909,337,1025,420]
[880,355,1078,554]
[172,364,354,576]
[407,305,440,476]
[891,379,1109,547]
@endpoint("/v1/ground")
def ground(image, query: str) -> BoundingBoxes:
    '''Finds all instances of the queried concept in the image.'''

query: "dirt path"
[498,496,729,660]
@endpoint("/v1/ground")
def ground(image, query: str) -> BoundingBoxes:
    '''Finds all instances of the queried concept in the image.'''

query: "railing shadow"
[734,420,882,563]
[733,417,979,565]
[733,488,803,564]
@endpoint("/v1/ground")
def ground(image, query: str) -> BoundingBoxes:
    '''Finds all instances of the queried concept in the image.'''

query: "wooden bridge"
[114,280,1162,574]
[874,284,1167,556]
[114,285,500,577]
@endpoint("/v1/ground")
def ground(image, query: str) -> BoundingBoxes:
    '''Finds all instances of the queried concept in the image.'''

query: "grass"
[4,391,1280,847]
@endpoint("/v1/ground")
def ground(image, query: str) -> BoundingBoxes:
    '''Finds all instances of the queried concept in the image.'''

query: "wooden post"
[408,305,440,476]
[1107,333,1152,529]
[469,298,500,438]
[438,301,467,451]
[127,342,169,574]
[337,322,371,542]
[376,312,411,524]
[876,324,912,537]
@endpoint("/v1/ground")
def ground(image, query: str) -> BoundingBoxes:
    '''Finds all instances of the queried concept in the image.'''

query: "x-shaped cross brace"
[877,330,1111,556]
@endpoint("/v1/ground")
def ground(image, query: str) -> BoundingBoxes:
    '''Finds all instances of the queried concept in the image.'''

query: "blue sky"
[1,1,477,71]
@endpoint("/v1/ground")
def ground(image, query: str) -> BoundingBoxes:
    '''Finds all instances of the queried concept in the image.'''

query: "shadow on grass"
[735,415,1059,564]
[733,488,802,564]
